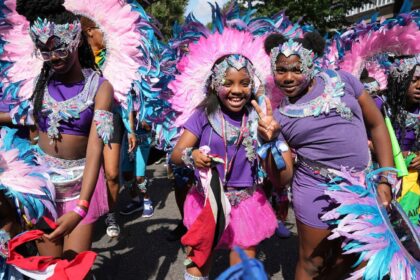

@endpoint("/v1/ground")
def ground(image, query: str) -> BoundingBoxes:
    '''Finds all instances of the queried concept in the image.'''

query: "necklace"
[279,70,353,120]
[42,69,100,142]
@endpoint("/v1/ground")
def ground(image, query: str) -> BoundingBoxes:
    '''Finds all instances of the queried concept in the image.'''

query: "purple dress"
[274,70,369,229]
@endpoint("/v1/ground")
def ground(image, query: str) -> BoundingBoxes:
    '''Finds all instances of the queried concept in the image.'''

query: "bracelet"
[73,205,87,218]
[77,199,90,209]
[181,147,195,169]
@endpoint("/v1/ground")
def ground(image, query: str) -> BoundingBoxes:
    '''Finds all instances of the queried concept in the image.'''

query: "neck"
[52,60,84,84]
[405,100,419,112]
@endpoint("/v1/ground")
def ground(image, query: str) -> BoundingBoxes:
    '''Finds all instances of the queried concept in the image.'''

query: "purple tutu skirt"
[184,187,277,249]
[55,168,108,225]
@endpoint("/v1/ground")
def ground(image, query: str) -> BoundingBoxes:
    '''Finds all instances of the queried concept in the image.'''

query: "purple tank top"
[38,70,106,137]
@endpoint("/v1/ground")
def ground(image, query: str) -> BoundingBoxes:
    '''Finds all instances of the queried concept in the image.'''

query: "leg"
[135,144,153,218]
[62,223,94,258]
[103,143,121,211]
[295,219,357,280]
[229,246,256,266]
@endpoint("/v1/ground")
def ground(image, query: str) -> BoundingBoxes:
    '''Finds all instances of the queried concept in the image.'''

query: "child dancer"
[265,32,394,279]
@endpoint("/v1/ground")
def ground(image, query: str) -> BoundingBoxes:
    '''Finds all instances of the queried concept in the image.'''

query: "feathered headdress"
[0,0,162,126]
[161,3,310,147]
[321,168,420,280]
[324,11,420,90]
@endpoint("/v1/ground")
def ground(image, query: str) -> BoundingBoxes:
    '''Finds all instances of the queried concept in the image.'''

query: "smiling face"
[217,67,252,113]
[36,36,79,74]
[273,54,311,101]
[406,65,420,106]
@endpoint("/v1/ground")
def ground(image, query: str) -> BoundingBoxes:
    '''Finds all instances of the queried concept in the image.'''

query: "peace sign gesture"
[251,96,281,142]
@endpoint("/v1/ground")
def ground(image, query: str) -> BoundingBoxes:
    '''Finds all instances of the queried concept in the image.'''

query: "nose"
[283,72,294,85]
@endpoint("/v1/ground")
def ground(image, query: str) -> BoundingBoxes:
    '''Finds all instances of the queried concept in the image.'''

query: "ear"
[85,28,94,38]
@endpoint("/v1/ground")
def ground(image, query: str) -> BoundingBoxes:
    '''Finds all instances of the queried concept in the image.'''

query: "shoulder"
[333,70,364,98]
[95,78,114,110]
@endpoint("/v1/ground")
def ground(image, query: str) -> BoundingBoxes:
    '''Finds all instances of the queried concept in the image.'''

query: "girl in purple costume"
[265,33,394,279]
[382,58,420,225]
[15,0,113,260]
[171,54,293,279]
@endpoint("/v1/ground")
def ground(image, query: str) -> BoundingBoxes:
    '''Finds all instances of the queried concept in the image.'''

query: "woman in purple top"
[265,33,394,279]
[15,0,113,261]
[171,54,293,279]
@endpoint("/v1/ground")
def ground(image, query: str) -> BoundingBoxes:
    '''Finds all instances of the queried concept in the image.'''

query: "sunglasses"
[35,40,78,62]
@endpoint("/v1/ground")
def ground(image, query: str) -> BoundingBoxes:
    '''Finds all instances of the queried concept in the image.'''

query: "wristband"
[73,205,87,218]
[77,199,90,209]
[181,147,195,169]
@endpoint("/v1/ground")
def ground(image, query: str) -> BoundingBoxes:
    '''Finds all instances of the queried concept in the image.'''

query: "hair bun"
[16,0,66,22]
[302,32,325,57]
[264,33,287,55]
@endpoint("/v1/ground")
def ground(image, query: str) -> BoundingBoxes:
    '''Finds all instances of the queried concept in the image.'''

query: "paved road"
[91,162,298,280]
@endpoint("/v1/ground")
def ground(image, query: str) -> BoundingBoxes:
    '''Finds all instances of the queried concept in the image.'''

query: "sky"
[184,0,229,24]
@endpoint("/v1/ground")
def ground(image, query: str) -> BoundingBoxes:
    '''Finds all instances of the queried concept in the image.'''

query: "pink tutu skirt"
[184,187,277,249]
[55,168,108,225]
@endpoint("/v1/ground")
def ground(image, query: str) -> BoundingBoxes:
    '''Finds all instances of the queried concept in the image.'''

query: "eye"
[276,68,286,74]
[293,68,302,74]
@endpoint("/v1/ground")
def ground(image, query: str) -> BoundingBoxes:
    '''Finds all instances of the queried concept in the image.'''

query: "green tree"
[231,0,374,35]
[137,0,188,40]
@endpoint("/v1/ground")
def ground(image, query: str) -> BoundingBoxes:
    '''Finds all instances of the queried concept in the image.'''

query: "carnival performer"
[168,15,294,277]
[120,118,154,218]
[80,15,137,237]
[265,32,394,279]
[1,0,113,260]
[383,55,420,226]
[161,2,308,242]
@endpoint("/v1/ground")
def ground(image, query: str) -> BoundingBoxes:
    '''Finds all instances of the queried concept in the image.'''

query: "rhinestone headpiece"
[29,17,81,46]
[211,54,256,92]
[270,39,317,78]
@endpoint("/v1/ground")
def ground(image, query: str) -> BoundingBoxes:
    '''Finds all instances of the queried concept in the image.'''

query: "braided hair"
[16,0,99,121]
[385,60,418,151]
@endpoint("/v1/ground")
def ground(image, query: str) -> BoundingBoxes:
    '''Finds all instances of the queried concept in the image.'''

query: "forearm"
[370,122,394,168]
[79,142,103,202]
[264,150,293,188]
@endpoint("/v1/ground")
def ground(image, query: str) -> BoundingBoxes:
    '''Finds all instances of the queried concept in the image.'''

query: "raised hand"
[251,96,280,142]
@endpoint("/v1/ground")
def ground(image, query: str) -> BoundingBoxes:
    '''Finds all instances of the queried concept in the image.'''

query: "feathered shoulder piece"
[322,168,420,280]
[0,127,56,224]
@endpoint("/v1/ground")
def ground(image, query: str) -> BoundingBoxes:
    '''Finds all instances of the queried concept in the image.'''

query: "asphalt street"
[91,161,298,280]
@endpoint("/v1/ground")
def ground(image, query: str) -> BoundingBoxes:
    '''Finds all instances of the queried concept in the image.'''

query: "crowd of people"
[0,0,419,279]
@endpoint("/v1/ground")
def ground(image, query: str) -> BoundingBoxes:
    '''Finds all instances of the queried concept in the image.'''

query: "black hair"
[385,61,418,150]
[16,0,99,121]
[197,55,255,115]
[264,32,326,57]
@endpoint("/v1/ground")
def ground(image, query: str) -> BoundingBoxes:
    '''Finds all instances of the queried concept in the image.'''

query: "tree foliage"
[137,0,188,40]
[232,0,375,34]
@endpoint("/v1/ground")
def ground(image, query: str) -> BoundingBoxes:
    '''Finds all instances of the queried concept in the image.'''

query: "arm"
[127,111,137,152]
[171,130,211,168]
[45,80,114,241]
[358,91,394,205]
[264,149,294,189]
